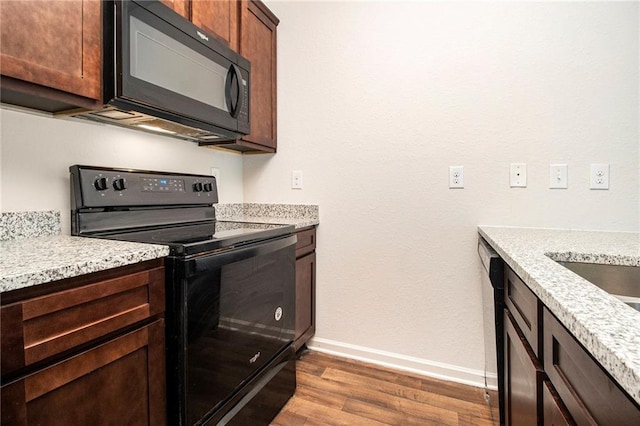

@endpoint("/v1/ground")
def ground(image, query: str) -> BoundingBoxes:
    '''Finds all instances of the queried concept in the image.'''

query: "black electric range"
[70,165,297,426]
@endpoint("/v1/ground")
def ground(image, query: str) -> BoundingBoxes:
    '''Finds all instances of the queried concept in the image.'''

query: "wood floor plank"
[295,373,349,409]
[297,351,423,389]
[269,406,308,426]
[271,350,498,426]
[322,367,495,421]
[281,396,388,426]
[342,396,458,426]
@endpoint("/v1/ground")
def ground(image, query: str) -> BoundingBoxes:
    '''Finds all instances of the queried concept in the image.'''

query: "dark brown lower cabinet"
[1,260,166,426]
[503,264,640,426]
[294,227,317,351]
[504,310,541,426]
[543,308,640,425]
[1,320,165,425]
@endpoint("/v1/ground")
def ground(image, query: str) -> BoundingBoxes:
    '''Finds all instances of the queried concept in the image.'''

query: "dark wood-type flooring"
[271,350,499,426]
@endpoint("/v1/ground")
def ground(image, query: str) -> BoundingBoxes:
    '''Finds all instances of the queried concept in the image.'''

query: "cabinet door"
[239,0,279,151]
[0,0,101,108]
[192,0,239,50]
[543,308,640,425]
[543,380,574,426]
[295,251,316,350]
[1,319,166,426]
[504,310,541,426]
[160,0,190,18]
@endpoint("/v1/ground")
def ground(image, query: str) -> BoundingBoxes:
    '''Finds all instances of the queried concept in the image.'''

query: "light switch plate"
[549,164,568,189]
[510,163,527,187]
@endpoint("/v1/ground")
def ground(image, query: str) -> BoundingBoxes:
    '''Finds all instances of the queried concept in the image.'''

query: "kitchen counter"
[215,203,319,229]
[1,204,318,294]
[0,210,169,293]
[0,236,169,293]
[478,226,640,405]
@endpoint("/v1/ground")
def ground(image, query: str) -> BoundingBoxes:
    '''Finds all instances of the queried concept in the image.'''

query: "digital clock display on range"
[141,177,184,192]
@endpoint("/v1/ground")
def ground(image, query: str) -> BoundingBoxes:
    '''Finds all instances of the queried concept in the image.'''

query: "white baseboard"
[306,337,498,391]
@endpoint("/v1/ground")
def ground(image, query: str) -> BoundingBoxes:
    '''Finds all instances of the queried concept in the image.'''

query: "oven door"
[165,234,296,426]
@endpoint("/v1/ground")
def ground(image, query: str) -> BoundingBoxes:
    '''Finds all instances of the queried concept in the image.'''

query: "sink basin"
[557,262,640,311]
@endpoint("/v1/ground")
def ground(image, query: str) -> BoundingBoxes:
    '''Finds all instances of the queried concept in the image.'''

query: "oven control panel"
[70,165,218,208]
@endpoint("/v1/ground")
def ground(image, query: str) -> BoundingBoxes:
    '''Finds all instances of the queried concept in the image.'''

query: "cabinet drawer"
[1,266,164,376]
[295,227,316,258]
[504,267,540,355]
[543,308,640,425]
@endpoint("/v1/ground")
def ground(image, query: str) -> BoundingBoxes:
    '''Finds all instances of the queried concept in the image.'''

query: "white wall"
[244,1,640,385]
[0,107,244,234]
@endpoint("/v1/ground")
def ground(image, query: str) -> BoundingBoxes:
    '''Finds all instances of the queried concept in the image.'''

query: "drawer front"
[543,308,640,425]
[505,267,539,355]
[1,266,164,376]
[295,227,316,258]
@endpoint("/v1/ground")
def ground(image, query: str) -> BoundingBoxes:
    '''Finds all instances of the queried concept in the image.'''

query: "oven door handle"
[187,234,297,275]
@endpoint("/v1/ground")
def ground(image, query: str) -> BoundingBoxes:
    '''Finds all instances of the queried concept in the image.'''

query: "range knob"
[192,182,203,192]
[113,178,127,191]
[203,182,213,192]
[94,177,108,191]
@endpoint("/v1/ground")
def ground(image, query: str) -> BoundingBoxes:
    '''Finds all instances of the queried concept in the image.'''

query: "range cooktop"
[94,221,295,256]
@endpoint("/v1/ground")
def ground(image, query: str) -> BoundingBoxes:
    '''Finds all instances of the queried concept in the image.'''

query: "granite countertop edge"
[478,225,640,405]
[221,216,319,229]
[0,236,170,293]
[214,203,319,229]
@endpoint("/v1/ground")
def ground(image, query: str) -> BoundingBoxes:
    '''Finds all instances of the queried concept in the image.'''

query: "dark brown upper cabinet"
[0,0,279,154]
[0,0,102,112]
[237,0,279,152]
[159,0,190,18]
[192,0,239,50]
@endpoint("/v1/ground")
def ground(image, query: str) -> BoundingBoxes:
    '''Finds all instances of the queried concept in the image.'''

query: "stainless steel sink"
[557,262,640,311]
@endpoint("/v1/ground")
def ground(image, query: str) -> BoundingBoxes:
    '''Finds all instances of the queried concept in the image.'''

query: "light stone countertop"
[215,203,319,229]
[478,226,640,405]
[0,204,318,294]
[0,236,169,293]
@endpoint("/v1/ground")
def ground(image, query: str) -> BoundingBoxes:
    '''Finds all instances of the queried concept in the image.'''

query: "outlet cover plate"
[590,163,609,190]
[292,170,303,189]
[449,166,464,189]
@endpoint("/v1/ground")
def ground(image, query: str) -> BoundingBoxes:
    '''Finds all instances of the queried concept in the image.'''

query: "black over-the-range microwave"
[75,0,250,144]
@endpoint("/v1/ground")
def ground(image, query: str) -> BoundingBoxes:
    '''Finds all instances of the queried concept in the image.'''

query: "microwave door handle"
[225,64,243,118]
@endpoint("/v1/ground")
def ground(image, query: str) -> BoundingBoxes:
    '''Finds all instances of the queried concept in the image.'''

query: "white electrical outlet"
[510,163,527,188]
[449,166,464,189]
[291,170,303,189]
[590,164,609,190]
[210,167,220,185]
[549,164,568,189]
